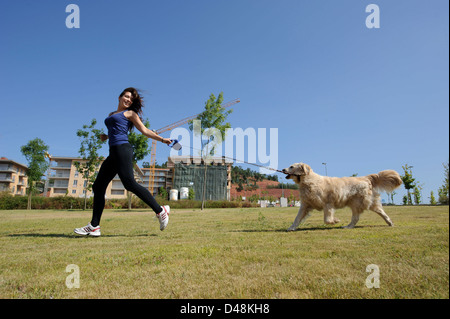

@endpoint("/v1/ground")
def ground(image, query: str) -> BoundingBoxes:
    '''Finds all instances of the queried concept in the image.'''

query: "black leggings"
[90,143,162,226]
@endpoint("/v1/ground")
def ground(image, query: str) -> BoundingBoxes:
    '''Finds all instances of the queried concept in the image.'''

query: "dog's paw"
[342,225,355,229]
[287,225,297,232]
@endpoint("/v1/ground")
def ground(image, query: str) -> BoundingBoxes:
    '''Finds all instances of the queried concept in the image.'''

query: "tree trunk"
[27,181,35,210]
[201,164,208,210]
[27,190,32,210]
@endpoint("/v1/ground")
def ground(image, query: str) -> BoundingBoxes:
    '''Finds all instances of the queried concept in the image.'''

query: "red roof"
[230,179,300,200]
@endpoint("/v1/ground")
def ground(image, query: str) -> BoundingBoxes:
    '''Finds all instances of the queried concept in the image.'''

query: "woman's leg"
[114,143,163,214]
[90,156,118,226]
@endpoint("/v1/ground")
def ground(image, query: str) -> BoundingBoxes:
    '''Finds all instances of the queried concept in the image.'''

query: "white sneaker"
[157,206,170,231]
[74,223,101,237]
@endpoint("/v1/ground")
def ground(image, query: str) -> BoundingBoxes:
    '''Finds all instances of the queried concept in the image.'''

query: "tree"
[430,191,437,206]
[400,164,416,205]
[402,195,408,205]
[20,138,50,209]
[159,186,168,200]
[288,193,295,205]
[126,118,151,209]
[73,119,106,210]
[388,191,397,205]
[413,185,422,205]
[438,161,449,205]
[188,187,195,200]
[188,92,233,210]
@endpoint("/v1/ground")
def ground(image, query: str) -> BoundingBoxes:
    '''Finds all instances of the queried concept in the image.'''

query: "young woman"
[74,87,171,237]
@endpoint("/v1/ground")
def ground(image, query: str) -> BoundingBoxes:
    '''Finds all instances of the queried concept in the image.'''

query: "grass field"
[0,205,448,299]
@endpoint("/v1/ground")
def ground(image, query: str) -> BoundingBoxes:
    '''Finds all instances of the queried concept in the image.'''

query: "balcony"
[50,161,72,169]
[0,165,15,173]
[49,171,71,179]
[49,181,69,188]
[111,180,125,190]
[0,174,12,182]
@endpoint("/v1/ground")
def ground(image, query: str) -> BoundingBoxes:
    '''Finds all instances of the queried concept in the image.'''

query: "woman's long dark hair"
[113,87,145,132]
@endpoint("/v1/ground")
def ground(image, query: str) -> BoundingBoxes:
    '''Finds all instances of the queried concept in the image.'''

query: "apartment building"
[140,167,173,196]
[45,156,145,199]
[0,157,28,195]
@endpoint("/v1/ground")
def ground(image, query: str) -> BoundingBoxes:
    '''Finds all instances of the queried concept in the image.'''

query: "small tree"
[438,161,449,205]
[388,191,397,205]
[402,195,408,205]
[73,119,106,210]
[20,138,50,209]
[188,187,195,200]
[413,185,422,205]
[188,92,233,210]
[288,193,295,205]
[430,191,437,205]
[159,187,168,200]
[401,164,416,205]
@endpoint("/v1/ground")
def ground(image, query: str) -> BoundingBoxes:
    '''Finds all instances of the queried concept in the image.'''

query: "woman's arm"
[125,111,172,145]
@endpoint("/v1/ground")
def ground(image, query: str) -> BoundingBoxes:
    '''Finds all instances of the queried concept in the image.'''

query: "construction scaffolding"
[173,163,228,201]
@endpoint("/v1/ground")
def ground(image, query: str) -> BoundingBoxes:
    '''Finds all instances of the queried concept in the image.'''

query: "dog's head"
[282,163,312,182]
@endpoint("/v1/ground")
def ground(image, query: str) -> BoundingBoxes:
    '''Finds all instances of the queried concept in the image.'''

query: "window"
[73,180,78,187]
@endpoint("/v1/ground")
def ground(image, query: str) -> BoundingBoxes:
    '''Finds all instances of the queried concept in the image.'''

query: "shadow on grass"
[233,224,388,233]
[232,227,338,233]
[5,233,158,238]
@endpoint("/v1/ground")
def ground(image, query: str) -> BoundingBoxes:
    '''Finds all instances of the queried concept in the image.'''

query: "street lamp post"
[322,162,328,176]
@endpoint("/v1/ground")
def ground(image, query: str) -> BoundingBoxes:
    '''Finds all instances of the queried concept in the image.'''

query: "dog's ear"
[300,163,311,175]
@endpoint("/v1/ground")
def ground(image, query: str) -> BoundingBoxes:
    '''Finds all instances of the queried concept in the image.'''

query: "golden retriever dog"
[282,163,402,230]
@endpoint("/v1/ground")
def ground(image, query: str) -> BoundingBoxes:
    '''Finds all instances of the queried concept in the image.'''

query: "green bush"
[0,193,258,210]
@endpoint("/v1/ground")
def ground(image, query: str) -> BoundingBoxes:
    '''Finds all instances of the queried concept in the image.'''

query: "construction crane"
[147,98,240,195]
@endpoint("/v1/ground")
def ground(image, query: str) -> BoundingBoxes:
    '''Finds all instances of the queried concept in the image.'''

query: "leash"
[167,139,285,174]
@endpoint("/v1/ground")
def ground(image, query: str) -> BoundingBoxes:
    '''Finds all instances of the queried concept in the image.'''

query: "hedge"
[0,192,258,210]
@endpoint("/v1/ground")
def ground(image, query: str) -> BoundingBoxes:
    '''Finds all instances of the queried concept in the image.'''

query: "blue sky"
[1,0,448,204]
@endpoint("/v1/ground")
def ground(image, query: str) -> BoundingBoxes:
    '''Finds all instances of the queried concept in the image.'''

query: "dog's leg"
[343,208,362,229]
[370,203,394,226]
[324,206,340,224]
[287,204,311,231]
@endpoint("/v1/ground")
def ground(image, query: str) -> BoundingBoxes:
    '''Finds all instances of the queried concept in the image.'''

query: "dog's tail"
[367,170,403,193]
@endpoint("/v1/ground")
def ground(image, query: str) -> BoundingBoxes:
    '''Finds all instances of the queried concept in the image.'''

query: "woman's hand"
[100,134,108,142]
[161,138,172,145]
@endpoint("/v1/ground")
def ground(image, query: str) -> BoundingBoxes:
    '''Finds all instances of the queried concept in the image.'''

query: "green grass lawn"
[0,205,448,299]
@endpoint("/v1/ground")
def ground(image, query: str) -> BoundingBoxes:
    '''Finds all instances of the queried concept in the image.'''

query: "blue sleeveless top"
[104,111,131,146]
